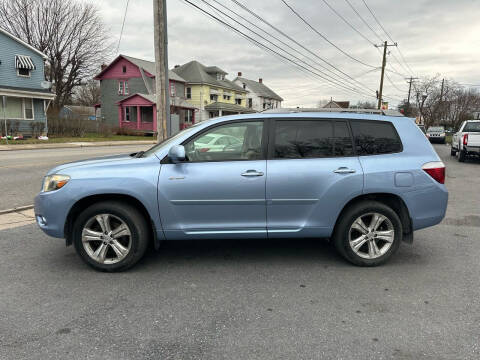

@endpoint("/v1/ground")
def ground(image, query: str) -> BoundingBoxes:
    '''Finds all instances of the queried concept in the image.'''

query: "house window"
[118,80,129,95]
[17,68,30,77]
[0,97,34,119]
[24,99,33,119]
[210,94,218,101]
[248,98,252,108]
[186,87,191,99]
[122,65,127,73]
[263,103,266,109]
[216,73,225,80]
[125,107,130,121]
[243,83,246,89]
[235,98,242,105]
[170,82,176,97]
[223,95,231,101]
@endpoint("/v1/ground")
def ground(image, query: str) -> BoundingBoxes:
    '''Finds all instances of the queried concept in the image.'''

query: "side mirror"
[168,145,185,163]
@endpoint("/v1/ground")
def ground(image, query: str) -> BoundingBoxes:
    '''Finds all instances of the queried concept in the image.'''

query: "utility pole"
[375,41,397,110]
[153,0,170,142]
[406,76,418,106]
[439,78,445,123]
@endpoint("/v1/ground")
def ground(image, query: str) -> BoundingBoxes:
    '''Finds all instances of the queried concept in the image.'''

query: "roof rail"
[262,107,404,117]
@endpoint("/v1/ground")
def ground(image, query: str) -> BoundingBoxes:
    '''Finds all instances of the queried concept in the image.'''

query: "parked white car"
[193,133,242,153]
[451,120,480,162]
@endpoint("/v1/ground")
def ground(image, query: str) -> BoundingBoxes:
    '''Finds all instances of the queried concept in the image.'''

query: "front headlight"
[42,174,70,192]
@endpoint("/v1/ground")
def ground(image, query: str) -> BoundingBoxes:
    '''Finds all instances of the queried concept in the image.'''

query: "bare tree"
[73,80,101,106]
[0,0,112,109]
[352,100,376,109]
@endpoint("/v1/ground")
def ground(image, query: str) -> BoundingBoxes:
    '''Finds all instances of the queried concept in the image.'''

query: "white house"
[233,73,283,112]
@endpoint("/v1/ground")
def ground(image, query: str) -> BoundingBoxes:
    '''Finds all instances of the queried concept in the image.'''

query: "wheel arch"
[64,193,160,248]
[333,192,413,243]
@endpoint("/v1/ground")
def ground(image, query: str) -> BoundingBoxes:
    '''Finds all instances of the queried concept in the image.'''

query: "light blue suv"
[35,112,448,271]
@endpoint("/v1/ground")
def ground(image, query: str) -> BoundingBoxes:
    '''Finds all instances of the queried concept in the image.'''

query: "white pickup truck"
[451,120,480,162]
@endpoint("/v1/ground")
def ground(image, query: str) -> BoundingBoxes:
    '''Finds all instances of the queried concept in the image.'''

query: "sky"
[92,0,480,108]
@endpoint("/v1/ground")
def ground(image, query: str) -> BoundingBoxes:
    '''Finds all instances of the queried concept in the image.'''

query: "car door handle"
[241,170,264,177]
[334,167,356,174]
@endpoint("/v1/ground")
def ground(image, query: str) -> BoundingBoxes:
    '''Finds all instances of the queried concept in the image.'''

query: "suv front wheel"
[333,201,402,266]
[72,201,150,272]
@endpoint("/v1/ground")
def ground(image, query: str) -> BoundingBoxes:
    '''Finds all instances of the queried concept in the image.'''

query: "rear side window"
[273,120,354,158]
[350,121,402,155]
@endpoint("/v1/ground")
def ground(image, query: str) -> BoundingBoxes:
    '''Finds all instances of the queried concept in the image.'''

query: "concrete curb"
[0,140,155,151]
[0,205,35,215]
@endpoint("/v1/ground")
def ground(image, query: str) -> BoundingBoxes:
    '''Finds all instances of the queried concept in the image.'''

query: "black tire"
[450,147,457,156]
[72,201,150,272]
[458,149,466,162]
[333,201,402,267]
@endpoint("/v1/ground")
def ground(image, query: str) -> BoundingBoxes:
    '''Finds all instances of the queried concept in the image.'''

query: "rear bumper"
[403,184,448,231]
[465,146,480,155]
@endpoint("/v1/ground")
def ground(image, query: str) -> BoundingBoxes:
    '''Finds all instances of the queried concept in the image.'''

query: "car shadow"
[136,237,346,270]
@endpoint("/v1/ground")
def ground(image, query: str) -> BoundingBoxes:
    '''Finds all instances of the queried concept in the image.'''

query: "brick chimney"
[238,71,242,76]
[101,63,107,70]
[258,78,263,83]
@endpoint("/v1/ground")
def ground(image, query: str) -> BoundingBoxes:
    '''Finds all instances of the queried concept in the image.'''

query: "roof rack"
[262,108,404,117]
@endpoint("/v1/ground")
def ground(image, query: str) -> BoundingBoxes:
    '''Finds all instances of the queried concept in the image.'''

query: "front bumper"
[34,189,76,238]
[428,136,445,143]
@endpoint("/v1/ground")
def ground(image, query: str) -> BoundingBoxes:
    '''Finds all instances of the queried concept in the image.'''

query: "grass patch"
[1,133,153,145]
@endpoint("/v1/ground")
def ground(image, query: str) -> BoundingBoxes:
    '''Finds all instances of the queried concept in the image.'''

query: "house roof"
[116,93,196,109]
[204,101,256,113]
[323,100,350,109]
[94,54,186,82]
[234,77,283,101]
[0,27,47,59]
[172,61,246,93]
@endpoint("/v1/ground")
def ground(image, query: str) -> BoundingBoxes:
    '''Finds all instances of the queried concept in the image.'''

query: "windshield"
[463,122,480,132]
[428,127,444,132]
[142,124,202,157]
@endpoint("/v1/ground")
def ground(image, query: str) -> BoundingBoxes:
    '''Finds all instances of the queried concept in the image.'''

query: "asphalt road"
[0,145,479,360]
[0,144,151,211]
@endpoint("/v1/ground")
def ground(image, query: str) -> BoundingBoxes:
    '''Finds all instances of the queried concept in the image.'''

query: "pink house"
[94,55,196,133]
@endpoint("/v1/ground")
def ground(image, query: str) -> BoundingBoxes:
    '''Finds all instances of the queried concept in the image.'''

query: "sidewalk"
[0,208,36,231]
[0,140,156,151]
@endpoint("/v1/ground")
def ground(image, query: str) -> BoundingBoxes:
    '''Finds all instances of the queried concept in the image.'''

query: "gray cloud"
[93,0,480,107]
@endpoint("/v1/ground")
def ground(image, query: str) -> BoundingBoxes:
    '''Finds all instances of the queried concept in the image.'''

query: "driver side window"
[184,121,264,162]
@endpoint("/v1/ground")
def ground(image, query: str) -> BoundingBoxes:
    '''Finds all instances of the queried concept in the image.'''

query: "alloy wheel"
[348,212,394,259]
[81,214,132,264]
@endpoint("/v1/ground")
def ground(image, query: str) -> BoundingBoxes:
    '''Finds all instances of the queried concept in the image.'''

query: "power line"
[181,0,376,99]
[320,0,375,46]
[116,0,130,54]
[361,0,415,76]
[344,0,382,42]
[343,0,410,77]
[200,0,370,95]
[211,0,377,97]
[208,0,367,93]
[228,0,376,95]
[281,0,377,69]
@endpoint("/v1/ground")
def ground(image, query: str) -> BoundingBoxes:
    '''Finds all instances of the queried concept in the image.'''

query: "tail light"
[422,161,445,184]
[198,147,210,152]
[463,134,468,146]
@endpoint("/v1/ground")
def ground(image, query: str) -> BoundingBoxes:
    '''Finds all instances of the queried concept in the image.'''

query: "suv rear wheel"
[72,201,150,272]
[333,201,402,266]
